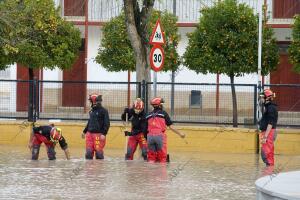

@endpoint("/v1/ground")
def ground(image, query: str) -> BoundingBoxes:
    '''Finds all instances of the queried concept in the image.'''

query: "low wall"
[275,129,300,154]
[0,121,299,154]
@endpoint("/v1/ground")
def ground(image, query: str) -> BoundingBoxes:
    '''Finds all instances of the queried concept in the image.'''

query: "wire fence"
[37,80,140,121]
[0,79,299,128]
[264,84,300,127]
[146,82,257,125]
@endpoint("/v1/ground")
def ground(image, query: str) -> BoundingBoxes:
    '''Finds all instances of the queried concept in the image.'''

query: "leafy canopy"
[0,0,24,68]
[96,10,180,72]
[184,0,278,77]
[0,0,81,70]
[289,15,300,73]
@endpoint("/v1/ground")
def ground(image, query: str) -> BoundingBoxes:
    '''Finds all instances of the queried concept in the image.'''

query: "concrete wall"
[1,121,299,155]
[275,129,300,154]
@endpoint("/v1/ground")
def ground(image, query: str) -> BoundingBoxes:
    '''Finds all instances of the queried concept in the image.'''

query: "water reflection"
[0,145,299,200]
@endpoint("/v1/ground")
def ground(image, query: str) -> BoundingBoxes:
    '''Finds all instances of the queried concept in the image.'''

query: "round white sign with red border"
[150,45,165,72]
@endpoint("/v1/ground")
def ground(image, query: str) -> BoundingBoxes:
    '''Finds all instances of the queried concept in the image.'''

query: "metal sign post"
[153,71,157,97]
[257,0,263,122]
[149,19,166,98]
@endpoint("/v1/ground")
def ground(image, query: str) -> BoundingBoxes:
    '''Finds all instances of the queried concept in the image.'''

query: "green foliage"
[95,10,180,72]
[96,13,134,72]
[0,0,81,71]
[261,27,279,75]
[288,15,300,73]
[0,0,23,69]
[183,0,278,77]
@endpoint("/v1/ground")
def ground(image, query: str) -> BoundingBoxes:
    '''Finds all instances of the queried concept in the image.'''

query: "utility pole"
[84,0,88,112]
[170,0,176,118]
[256,0,264,154]
[257,0,263,119]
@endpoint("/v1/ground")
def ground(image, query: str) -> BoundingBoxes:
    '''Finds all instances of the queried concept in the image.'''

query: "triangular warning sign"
[149,19,165,45]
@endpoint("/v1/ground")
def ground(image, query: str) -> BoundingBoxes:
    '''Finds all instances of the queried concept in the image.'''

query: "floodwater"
[0,146,300,200]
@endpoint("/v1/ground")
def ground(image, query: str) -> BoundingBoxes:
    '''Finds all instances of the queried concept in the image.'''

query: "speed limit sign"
[149,45,165,72]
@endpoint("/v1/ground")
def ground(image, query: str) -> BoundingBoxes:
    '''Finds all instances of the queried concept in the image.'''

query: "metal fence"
[0,79,299,128]
[264,84,300,128]
[38,80,140,121]
[145,82,257,126]
[60,0,291,25]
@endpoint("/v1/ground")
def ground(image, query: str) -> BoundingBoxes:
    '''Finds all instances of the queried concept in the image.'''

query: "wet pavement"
[0,145,300,200]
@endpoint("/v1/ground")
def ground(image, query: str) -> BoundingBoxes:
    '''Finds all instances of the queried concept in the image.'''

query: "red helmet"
[50,127,62,142]
[150,97,164,106]
[89,93,102,104]
[263,89,275,98]
[133,98,144,113]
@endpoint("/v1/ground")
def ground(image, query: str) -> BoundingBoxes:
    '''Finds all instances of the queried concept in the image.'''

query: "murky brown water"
[0,145,300,200]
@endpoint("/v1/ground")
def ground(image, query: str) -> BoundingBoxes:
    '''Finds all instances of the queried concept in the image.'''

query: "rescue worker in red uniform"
[28,124,70,160]
[82,94,110,159]
[259,89,278,166]
[146,97,185,163]
[121,98,148,160]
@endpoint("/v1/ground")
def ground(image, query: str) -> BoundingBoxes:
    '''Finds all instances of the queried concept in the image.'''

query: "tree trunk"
[28,68,35,121]
[230,74,238,127]
[29,68,34,80]
[124,0,154,106]
[123,0,153,83]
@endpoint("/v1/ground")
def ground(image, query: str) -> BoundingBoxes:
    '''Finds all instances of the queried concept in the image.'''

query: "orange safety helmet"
[261,89,275,99]
[50,127,62,142]
[150,97,164,107]
[133,98,144,114]
[89,93,102,104]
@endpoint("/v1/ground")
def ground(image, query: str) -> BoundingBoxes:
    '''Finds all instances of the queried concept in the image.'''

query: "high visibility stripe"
[146,113,165,119]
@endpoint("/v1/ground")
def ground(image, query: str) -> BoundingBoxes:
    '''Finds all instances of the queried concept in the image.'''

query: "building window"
[273,0,300,18]
[278,43,289,55]
[64,0,85,16]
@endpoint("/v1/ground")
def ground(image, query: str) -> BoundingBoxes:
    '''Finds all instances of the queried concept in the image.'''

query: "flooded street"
[1,145,300,200]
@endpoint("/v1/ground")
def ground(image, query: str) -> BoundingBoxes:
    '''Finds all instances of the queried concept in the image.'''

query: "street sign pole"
[171,0,176,118]
[149,19,165,98]
[153,71,157,97]
[257,0,263,122]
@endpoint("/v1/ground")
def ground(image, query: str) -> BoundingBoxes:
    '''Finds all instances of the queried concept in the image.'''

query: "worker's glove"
[124,131,132,136]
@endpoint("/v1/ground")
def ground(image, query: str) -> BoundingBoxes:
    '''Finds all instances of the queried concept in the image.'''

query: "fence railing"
[145,82,258,126]
[59,0,294,25]
[0,79,299,128]
[85,0,259,23]
[264,84,300,128]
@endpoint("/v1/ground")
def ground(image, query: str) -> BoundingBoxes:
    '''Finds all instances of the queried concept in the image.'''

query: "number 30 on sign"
[150,45,165,72]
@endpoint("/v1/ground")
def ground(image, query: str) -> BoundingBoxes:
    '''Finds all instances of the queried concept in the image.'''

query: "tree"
[183,0,278,127]
[0,0,81,79]
[0,0,26,68]
[123,0,153,83]
[289,15,300,73]
[96,9,180,73]
[95,13,135,72]
[0,0,81,121]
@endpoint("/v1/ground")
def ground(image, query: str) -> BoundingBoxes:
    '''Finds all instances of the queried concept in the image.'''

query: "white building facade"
[2,0,299,114]
[7,0,294,84]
